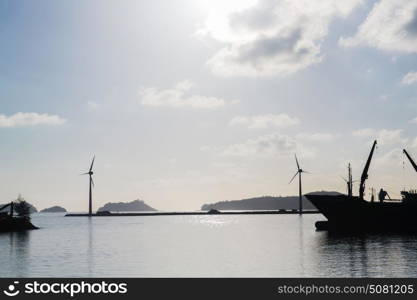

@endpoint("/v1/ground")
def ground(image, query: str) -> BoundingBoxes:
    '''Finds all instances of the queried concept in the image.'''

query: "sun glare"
[195,0,257,42]
[198,0,256,12]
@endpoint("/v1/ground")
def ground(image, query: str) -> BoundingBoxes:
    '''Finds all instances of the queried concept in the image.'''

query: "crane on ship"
[401,149,417,202]
[403,149,417,173]
[359,140,377,200]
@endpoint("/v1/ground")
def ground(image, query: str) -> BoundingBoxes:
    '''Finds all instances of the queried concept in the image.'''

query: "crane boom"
[359,140,377,200]
[0,202,11,211]
[403,149,417,172]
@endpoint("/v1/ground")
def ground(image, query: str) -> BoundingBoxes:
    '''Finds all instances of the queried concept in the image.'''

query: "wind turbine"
[289,154,309,215]
[82,156,95,216]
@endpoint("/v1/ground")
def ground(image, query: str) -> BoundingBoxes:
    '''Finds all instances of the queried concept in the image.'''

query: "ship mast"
[403,149,417,172]
[359,140,377,200]
[347,163,353,197]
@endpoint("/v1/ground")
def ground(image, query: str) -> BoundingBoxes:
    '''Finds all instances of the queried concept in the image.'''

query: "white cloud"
[229,114,299,129]
[296,132,336,142]
[352,128,376,137]
[86,101,100,109]
[223,133,295,157]
[374,148,404,168]
[401,71,417,85]
[200,0,363,77]
[379,94,390,101]
[410,137,417,148]
[0,112,66,128]
[352,128,407,145]
[138,166,254,189]
[139,80,236,109]
[340,0,417,53]
[199,145,212,152]
[220,133,314,158]
[168,157,177,165]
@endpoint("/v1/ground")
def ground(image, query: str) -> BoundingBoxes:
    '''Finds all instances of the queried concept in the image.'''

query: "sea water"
[0,213,416,277]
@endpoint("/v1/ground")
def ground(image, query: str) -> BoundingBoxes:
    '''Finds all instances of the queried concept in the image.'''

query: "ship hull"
[305,194,417,232]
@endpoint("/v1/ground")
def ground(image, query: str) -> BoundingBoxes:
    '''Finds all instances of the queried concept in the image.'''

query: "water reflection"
[297,216,305,276]
[87,218,93,277]
[313,232,417,277]
[2,231,30,277]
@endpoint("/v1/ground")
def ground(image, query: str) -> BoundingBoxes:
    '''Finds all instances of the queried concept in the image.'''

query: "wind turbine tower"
[82,156,95,216]
[289,155,309,215]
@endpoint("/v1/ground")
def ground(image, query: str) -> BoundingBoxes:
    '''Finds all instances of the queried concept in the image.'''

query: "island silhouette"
[201,192,340,211]
[97,199,156,212]
[40,206,67,213]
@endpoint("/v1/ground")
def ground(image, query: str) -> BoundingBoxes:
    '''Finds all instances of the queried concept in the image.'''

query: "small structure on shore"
[0,197,38,232]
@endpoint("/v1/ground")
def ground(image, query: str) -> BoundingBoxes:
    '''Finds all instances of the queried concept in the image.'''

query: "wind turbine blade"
[89,155,95,172]
[80,172,89,175]
[289,171,299,184]
[303,170,311,174]
[91,177,95,187]
[295,154,300,170]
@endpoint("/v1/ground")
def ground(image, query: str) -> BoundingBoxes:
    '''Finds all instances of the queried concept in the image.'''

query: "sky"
[2,0,417,211]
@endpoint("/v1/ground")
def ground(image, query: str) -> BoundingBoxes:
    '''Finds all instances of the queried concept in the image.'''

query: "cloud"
[200,0,363,77]
[340,0,417,53]
[379,94,390,101]
[296,132,336,142]
[138,164,255,189]
[0,112,66,128]
[222,134,295,157]
[229,114,299,129]
[410,137,417,148]
[139,80,236,109]
[374,148,404,168]
[352,128,407,145]
[219,133,314,158]
[86,101,100,109]
[401,71,417,85]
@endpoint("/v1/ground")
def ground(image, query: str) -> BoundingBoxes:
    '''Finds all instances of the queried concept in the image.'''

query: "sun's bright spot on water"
[188,215,239,228]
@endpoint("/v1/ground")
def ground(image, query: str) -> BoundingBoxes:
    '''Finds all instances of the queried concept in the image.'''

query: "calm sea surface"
[0,213,417,277]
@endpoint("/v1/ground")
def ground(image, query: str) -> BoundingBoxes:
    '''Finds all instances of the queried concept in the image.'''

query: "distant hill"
[40,206,67,213]
[98,199,156,212]
[306,191,343,196]
[0,202,37,213]
[200,193,341,211]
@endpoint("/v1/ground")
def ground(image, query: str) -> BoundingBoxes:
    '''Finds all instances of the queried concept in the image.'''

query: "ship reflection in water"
[0,213,417,277]
[313,232,417,277]
[4,231,30,277]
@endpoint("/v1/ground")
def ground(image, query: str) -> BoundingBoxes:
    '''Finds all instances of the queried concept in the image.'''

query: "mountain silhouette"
[200,193,340,211]
[97,199,156,212]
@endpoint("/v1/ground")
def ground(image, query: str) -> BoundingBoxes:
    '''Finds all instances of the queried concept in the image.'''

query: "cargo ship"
[305,140,417,232]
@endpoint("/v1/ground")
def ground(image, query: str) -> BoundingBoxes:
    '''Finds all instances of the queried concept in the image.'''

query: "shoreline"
[65,210,320,217]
